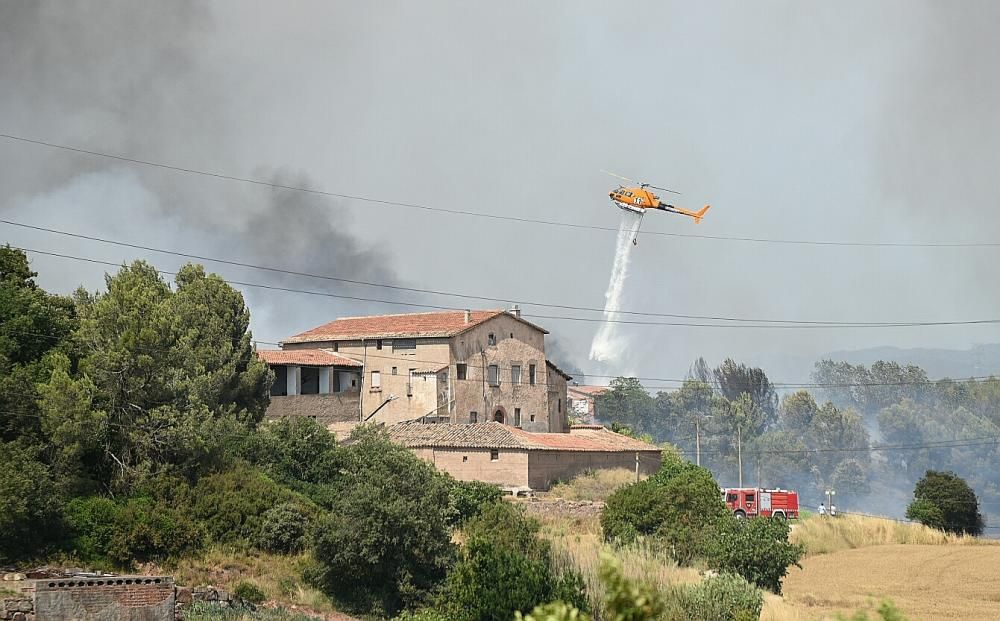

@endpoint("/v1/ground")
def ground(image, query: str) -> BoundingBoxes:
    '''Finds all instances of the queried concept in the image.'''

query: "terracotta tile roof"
[257,348,362,367]
[387,422,661,453]
[388,422,528,449]
[283,309,548,343]
[568,385,608,397]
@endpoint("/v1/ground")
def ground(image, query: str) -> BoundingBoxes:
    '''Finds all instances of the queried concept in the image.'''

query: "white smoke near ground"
[589,211,643,367]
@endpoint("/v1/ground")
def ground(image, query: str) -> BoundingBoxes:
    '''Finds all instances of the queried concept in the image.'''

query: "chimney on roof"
[464,309,472,324]
[509,304,521,319]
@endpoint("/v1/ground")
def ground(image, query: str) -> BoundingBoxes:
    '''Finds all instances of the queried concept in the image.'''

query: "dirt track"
[781,544,1000,620]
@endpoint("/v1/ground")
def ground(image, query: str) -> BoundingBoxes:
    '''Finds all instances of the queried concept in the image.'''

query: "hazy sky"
[3,1,1000,385]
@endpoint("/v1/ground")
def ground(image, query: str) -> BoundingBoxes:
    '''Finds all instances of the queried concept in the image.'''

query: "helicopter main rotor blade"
[600,169,637,184]
[646,184,682,195]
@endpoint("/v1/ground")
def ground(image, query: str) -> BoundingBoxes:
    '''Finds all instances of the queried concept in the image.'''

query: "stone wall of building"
[0,596,34,621]
[412,447,531,488]
[264,393,360,426]
[527,450,662,491]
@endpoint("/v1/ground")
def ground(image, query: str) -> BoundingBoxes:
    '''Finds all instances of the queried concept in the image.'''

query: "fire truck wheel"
[773,510,786,521]
[734,510,746,520]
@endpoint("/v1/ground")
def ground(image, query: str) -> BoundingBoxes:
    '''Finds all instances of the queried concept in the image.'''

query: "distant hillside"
[821,344,1000,379]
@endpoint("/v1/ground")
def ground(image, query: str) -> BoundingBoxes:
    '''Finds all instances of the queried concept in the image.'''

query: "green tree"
[73,261,271,491]
[713,359,778,430]
[312,426,456,616]
[595,377,655,434]
[0,246,76,444]
[705,517,804,594]
[905,470,984,535]
[0,442,65,563]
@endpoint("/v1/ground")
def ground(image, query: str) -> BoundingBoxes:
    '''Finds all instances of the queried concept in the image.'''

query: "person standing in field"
[819,502,826,517]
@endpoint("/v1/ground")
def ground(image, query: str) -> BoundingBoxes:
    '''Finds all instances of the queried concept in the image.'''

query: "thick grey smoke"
[0,1,410,342]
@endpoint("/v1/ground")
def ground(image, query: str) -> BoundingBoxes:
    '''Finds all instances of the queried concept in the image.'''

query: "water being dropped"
[589,211,643,365]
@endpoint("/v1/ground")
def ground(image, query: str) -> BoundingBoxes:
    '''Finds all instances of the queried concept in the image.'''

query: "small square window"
[376,339,383,350]
[490,449,499,461]
[332,342,339,352]
[463,455,468,462]
[509,332,514,339]
[470,411,478,424]
[371,370,381,389]
[746,494,756,503]
[488,333,496,346]
[457,363,468,380]
[392,366,397,375]
[530,414,536,422]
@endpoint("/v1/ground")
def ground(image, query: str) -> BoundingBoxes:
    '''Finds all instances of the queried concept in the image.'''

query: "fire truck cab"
[723,487,799,520]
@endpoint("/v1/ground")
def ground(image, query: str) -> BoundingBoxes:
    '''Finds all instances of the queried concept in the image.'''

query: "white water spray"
[589,212,643,365]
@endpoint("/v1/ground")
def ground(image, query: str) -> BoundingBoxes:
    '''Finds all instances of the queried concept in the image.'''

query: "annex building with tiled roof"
[258,307,573,434]
[388,422,662,490]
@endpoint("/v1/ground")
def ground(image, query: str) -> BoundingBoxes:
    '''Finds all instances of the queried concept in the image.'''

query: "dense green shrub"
[187,463,303,543]
[0,443,65,563]
[311,427,456,616]
[106,497,205,565]
[906,470,984,535]
[601,455,727,564]
[255,502,312,553]
[516,602,590,621]
[597,555,664,621]
[233,581,267,604]
[439,502,587,621]
[64,496,123,562]
[676,573,763,621]
[705,517,804,594]
[447,479,503,524]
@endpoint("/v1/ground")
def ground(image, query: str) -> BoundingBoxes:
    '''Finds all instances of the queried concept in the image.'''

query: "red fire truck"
[723,487,799,520]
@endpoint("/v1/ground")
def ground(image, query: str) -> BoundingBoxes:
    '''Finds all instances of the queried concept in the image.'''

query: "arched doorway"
[494,409,506,424]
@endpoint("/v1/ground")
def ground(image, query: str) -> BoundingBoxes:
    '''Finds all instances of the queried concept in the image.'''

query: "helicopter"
[603,170,710,244]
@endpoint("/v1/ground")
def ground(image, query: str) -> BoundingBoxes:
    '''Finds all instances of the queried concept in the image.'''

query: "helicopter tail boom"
[657,204,711,224]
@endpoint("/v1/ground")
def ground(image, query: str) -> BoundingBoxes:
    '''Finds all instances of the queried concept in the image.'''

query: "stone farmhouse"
[259,307,571,433]
[257,307,663,490]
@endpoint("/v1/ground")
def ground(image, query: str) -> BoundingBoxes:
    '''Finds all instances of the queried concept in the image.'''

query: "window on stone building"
[456,363,467,380]
[490,449,499,461]
[514,408,521,426]
[488,365,500,386]
[511,364,522,385]
[270,366,288,396]
[371,370,381,390]
[463,455,468,462]
[558,398,561,413]
[376,339,383,350]
[391,366,397,375]
[470,411,478,423]
[332,342,339,352]
[488,333,496,346]
[529,364,536,385]
[530,414,536,422]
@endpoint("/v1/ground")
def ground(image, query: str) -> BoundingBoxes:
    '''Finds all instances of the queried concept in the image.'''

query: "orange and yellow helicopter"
[603,170,710,244]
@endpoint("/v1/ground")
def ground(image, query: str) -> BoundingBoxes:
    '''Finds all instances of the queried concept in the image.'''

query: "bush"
[906,470,984,535]
[0,442,65,563]
[187,463,304,543]
[311,427,456,616]
[233,581,267,605]
[598,555,664,621]
[64,496,123,562]
[516,602,590,621]
[448,479,503,524]
[676,573,763,621]
[705,517,804,594]
[106,497,205,565]
[255,503,311,553]
[439,502,588,621]
[602,456,727,565]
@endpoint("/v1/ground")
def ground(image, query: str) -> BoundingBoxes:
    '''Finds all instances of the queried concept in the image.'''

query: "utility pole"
[635,451,640,482]
[737,425,743,488]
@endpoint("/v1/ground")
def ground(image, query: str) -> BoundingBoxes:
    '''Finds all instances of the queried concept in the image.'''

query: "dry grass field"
[777,544,1000,620]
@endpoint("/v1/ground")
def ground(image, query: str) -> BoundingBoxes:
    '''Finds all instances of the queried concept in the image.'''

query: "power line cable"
[8,219,1000,327]
[4,132,1000,249]
[15,245,1000,331]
